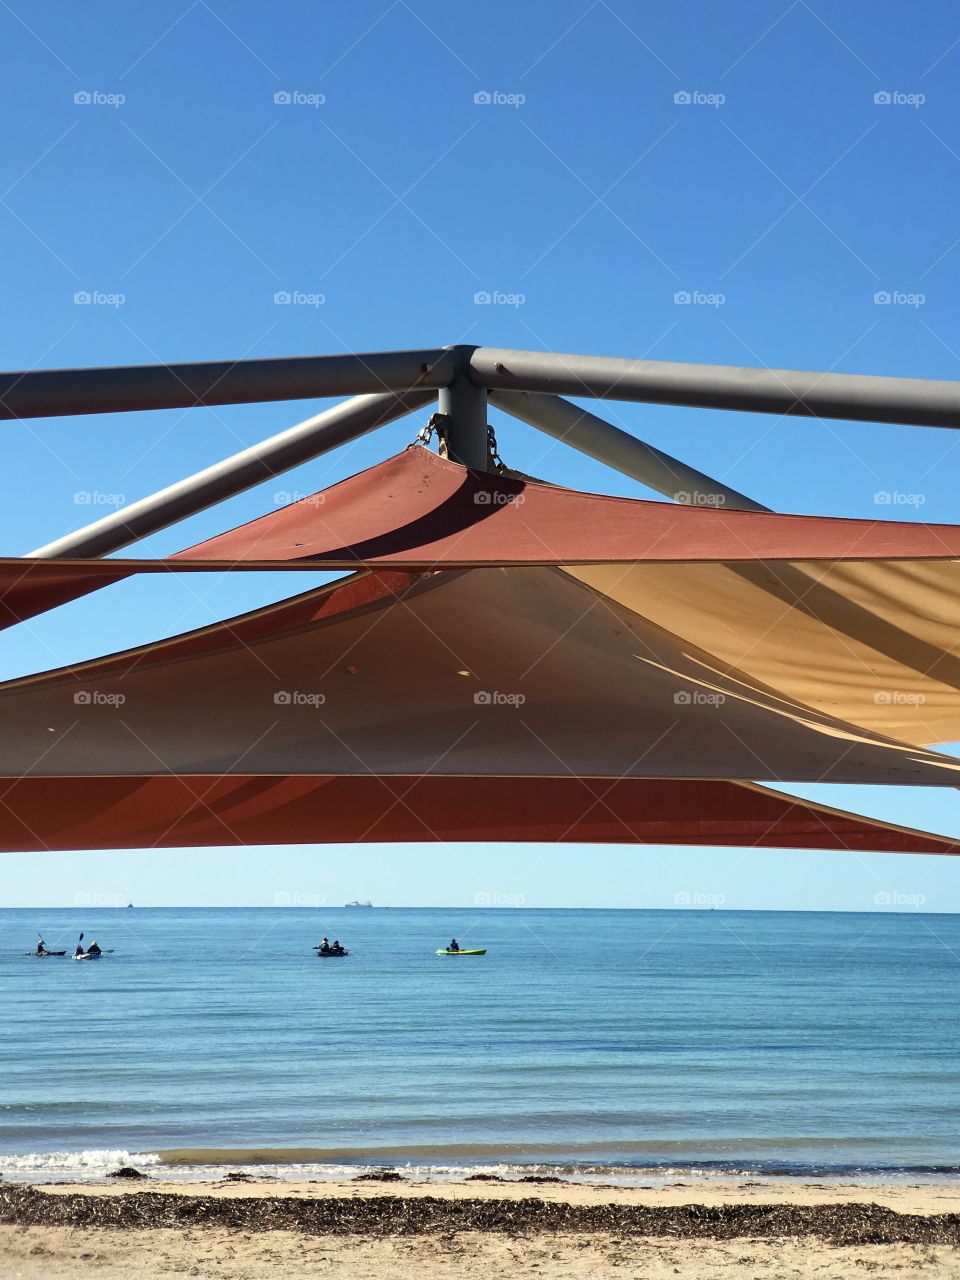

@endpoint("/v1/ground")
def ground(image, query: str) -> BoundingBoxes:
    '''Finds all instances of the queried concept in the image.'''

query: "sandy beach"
[4,1176,960,1278]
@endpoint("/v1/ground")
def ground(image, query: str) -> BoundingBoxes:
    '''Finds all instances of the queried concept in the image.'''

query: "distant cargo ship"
[345,900,373,908]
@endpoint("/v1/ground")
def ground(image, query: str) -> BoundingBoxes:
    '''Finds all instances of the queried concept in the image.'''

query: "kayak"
[24,951,66,957]
[74,951,106,960]
[436,948,486,956]
[315,950,349,957]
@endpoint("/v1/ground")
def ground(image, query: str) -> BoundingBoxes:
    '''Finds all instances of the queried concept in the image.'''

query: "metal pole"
[437,345,489,470]
[0,349,452,421]
[472,348,960,429]
[490,389,767,512]
[27,389,435,559]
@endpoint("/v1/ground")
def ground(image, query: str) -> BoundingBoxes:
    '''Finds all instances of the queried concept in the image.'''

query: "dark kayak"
[24,950,66,957]
[315,949,349,957]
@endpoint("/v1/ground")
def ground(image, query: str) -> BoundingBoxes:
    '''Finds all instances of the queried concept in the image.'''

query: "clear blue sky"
[2,0,960,908]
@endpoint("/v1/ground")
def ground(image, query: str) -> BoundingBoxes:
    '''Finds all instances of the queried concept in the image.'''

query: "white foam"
[0,1149,161,1179]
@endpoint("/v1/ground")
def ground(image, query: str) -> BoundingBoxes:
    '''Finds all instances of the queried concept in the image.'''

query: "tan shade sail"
[2,565,959,786]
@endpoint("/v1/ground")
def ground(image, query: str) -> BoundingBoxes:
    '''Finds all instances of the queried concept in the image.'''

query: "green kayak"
[436,948,486,956]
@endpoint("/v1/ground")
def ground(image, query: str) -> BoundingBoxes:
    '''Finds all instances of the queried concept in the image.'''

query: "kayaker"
[332,939,345,955]
[87,941,102,957]
[449,938,460,952]
[319,937,331,954]
[36,935,47,956]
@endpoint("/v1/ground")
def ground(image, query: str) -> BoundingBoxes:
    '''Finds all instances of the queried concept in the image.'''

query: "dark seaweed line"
[3,1188,960,1246]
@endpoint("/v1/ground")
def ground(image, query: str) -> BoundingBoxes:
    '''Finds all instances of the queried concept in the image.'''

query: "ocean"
[2,906,959,1185]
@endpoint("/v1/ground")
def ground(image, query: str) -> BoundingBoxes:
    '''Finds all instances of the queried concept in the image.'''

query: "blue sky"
[2,0,960,908]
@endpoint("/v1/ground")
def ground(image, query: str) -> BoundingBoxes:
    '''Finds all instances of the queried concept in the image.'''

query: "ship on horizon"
[344,899,373,909]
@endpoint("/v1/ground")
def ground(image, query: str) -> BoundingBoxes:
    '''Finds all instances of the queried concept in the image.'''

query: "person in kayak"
[36,935,47,955]
[331,939,345,955]
[319,937,331,954]
[87,941,102,957]
[448,938,460,952]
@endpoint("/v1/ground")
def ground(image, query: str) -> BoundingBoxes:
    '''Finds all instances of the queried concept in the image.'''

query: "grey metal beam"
[473,348,960,429]
[28,389,435,559]
[0,349,452,421]
[438,345,488,470]
[490,389,767,512]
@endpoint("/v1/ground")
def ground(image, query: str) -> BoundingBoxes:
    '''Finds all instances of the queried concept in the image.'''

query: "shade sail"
[3,565,960,786]
[5,445,960,618]
[0,773,954,855]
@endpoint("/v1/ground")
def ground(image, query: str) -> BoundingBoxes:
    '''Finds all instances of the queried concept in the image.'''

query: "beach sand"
[3,1177,960,1278]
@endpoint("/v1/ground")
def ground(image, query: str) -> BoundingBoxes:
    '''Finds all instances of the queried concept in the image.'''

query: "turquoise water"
[2,907,959,1182]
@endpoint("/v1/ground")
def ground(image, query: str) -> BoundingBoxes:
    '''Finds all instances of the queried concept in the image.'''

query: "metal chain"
[487,424,505,473]
[412,414,505,473]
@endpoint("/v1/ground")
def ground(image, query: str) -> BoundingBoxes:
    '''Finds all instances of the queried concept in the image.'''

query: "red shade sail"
[0,773,954,855]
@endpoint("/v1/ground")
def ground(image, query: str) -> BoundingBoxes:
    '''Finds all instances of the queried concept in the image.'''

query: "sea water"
[2,907,959,1183]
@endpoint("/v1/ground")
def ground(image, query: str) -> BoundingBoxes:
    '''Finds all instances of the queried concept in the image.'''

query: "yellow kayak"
[436,948,486,956]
